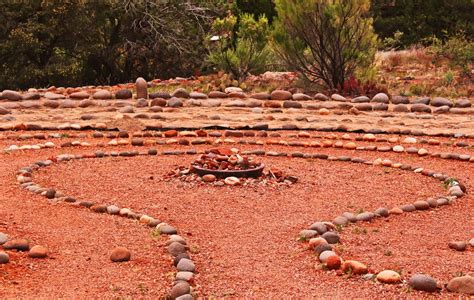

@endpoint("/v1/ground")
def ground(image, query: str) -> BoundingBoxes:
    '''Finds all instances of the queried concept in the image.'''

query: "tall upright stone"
[136,77,148,99]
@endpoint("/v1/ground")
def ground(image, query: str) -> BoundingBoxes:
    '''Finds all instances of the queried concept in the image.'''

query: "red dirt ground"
[1,136,471,298]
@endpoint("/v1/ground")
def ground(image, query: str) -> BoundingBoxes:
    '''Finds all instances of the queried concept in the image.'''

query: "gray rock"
[319,250,337,263]
[0,233,8,245]
[299,229,318,239]
[135,98,149,108]
[413,200,430,210]
[0,252,9,264]
[283,101,302,109]
[158,224,178,235]
[136,77,148,99]
[333,216,348,226]
[92,90,112,99]
[309,222,328,234]
[208,91,228,98]
[292,93,312,100]
[356,212,375,222]
[448,241,467,251]
[107,205,120,215]
[2,90,22,101]
[371,93,389,103]
[400,204,416,212]
[431,97,452,107]
[167,97,183,108]
[408,274,438,292]
[342,212,357,222]
[447,275,474,295]
[172,88,190,98]
[391,95,409,104]
[454,99,472,108]
[314,93,329,101]
[176,271,194,282]
[168,242,187,257]
[225,100,245,107]
[374,207,389,217]
[393,104,409,112]
[321,232,340,244]
[351,96,370,103]
[433,106,450,114]
[0,106,11,115]
[314,244,332,255]
[412,97,430,105]
[150,92,171,99]
[119,106,134,113]
[190,91,207,99]
[176,258,195,272]
[170,281,191,299]
[411,104,432,113]
[44,92,65,100]
[115,89,133,99]
[331,94,347,102]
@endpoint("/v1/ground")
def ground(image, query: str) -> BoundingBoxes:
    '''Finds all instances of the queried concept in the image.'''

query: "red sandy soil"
[0,135,471,298]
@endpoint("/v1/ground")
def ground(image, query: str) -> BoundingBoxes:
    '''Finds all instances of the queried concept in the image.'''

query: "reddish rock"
[110,247,131,262]
[164,130,178,137]
[28,245,49,258]
[326,255,342,270]
[3,238,30,251]
[341,260,368,275]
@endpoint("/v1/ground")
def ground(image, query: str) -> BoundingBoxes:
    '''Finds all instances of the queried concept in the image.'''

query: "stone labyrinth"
[0,80,473,298]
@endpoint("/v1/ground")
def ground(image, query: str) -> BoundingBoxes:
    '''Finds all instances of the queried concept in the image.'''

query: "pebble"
[321,232,340,244]
[448,241,467,251]
[110,247,131,262]
[392,145,404,152]
[0,252,9,264]
[326,255,342,270]
[374,207,389,217]
[28,245,49,258]
[341,260,368,275]
[408,274,438,292]
[356,212,375,222]
[308,237,328,249]
[170,281,191,299]
[168,242,187,257]
[342,212,357,222]
[107,205,120,215]
[3,238,30,251]
[173,253,191,267]
[176,258,195,272]
[202,174,216,182]
[157,223,178,235]
[333,216,348,225]
[176,271,194,282]
[447,275,474,295]
[314,244,333,255]
[413,200,430,210]
[310,222,328,234]
[0,232,8,245]
[299,230,318,240]
[400,204,416,212]
[376,270,401,284]
[319,250,337,263]
[224,176,240,186]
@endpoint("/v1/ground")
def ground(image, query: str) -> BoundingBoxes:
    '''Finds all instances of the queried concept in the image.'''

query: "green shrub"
[207,13,273,82]
[272,0,378,91]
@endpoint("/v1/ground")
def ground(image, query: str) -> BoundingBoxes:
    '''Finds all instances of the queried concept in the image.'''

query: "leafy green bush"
[272,0,378,91]
[427,31,474,76]
[207,13,273,82]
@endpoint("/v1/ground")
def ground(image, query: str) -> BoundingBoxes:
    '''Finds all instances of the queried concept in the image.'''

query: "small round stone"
[309,222,328,234]
[326,255,342,270]
[341,260,368,275]
[447,275,474,295]
[0,251,9,264]
[374,207,389,217]
[170,281,191,299]
[110,247,131,262]
[342,212,357,222]
[448,241,467,252]
[173,253,191,267]
[321,232,340,244]
[0,232,8,245]
[400,204,416,212]
[168,242,187,257]
[202,174,216,182]
[176,258,195,272]
[413,200,430,210]
[224,176,240,186]
[356,212,375,222]
[408,274,438,292]
[333,216,348,226]
[3,238,30,251]
[176,271,194,282]
[28,245,48,258]
[314,244,333,255]
[319,250,337,263]
[107,205,120,215]
[157,223,178,235]
[308,237,328,249]
[377,270,401,284]
[299,230,318,240]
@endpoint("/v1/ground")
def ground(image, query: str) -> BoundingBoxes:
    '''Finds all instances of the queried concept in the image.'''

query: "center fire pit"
[190,148,264,179]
